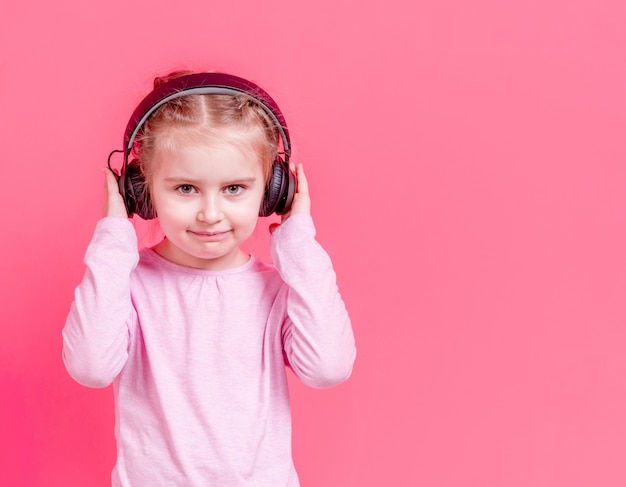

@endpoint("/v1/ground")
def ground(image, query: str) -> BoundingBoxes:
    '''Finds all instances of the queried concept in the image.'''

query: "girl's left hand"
[269,163,310,234]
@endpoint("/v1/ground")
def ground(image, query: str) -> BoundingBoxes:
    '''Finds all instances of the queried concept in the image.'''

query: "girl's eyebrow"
[162,176,259,184]
[162,176,202,185]
[224,177,258,184]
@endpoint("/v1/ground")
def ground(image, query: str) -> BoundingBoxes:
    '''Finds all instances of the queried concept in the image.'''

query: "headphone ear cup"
[259,159,296,217]
[122,159,156,220]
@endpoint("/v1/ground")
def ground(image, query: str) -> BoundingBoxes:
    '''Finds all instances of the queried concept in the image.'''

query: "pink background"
[1,0,626,485]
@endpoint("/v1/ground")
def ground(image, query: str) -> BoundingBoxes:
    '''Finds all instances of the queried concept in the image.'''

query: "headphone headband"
[123,72,291,159]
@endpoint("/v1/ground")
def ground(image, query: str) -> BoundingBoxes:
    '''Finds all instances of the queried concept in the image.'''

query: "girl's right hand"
[103,168,129,218]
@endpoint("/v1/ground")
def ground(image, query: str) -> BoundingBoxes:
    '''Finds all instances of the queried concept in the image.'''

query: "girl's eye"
[225,185,243,195]
[177,185,196,194]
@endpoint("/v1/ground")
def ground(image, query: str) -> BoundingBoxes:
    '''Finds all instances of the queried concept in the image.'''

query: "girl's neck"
[151,238,251,271]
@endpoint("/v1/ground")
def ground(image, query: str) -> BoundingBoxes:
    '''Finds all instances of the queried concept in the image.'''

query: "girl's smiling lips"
[188,229,231,240]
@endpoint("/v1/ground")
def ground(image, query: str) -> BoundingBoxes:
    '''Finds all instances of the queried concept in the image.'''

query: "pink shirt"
[62,214,355,486]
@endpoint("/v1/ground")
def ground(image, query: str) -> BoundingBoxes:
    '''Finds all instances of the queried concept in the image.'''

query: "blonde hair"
[133,72,280,202]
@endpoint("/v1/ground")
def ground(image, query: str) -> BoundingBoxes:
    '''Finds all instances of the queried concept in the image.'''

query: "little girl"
[62,71,356,486]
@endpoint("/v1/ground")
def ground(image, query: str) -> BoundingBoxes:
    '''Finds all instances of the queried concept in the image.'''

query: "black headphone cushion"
[259,160,296,217]
[123,159,156,220]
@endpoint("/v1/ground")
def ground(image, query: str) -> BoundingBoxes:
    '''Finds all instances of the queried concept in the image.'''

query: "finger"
[294,163,309,196]
[104,168,120,194]
[103,168,128,218]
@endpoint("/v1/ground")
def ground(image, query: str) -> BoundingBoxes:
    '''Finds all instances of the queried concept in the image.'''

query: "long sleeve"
[62,217,139,388]
[270,213,356,389]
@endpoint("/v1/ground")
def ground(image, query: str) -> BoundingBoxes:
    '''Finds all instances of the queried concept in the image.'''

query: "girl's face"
[148,134,266,270]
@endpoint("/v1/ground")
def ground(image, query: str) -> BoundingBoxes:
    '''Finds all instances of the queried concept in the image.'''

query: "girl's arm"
[270,164,356,388]
[62,170,138,388]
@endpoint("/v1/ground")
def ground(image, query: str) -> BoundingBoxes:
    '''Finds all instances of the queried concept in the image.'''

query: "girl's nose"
[197,195,224,223]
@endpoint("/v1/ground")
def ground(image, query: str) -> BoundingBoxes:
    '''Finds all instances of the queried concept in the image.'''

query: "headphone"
[108,72,296,220]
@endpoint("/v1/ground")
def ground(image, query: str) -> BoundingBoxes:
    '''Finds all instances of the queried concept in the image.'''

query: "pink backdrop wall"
[2,0,626,485]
